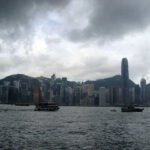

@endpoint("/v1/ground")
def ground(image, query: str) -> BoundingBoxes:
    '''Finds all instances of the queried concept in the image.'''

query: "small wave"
[68,131,87,135]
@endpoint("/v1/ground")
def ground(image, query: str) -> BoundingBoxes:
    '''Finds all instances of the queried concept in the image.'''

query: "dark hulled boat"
[121,106,144,112]
[15,103,30,106]
[33,87,59,111]
[35,102,59,111]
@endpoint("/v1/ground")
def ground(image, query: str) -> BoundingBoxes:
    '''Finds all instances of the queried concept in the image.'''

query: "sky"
[0,0,150,83]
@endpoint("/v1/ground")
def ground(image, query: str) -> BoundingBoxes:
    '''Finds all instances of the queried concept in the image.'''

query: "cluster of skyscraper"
[121,58,149,106]
[31,58,150,107]
[0,79,34,104]
[0,58,149,106]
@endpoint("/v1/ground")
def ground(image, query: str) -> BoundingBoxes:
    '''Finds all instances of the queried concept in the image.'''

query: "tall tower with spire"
[121,58,129,105]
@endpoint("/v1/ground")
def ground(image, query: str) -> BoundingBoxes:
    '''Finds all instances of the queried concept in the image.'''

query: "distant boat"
[15,103,30,106]
[110,109,117,112]
[34,102,59,111]
[33,87,59,111]
[121,106,144,112]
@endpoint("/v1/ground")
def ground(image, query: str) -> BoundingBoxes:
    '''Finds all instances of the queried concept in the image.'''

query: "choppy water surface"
[0,105,150,150]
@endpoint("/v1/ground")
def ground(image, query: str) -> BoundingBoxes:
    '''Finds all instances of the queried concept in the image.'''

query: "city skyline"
[0,0,150,83]
[0,57,148,107]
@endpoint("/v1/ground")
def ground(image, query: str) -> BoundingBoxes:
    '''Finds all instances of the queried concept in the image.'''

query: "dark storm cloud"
[68,0,150,41]
[0,0,69,27]
[0,0,70,43]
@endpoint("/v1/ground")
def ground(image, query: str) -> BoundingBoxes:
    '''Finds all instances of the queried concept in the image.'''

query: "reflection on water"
[0,105,150,150]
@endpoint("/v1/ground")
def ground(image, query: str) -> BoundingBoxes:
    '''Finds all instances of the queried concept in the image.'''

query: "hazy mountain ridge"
[86,75,136,90]
[0,74,39,87]
[0,74,137,88]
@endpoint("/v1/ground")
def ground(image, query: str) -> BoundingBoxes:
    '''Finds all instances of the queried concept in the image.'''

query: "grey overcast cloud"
[0,0,150,83]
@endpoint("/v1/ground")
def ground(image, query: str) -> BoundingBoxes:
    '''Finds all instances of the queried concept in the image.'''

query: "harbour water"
[0,105,150,150]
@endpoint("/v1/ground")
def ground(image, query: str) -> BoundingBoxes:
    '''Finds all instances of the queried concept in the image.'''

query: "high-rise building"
[129,87,135,105]
[99,87,106,106]
[33,87,41,106]
[112,87,123,105]
[121,58,129,105]
[140,78,146,105]
[146,84,150,106]
[134,85,141,105]
[73,85,81,106]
